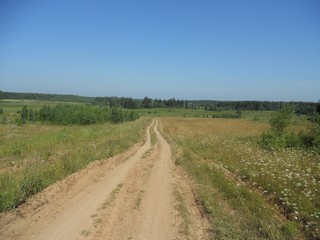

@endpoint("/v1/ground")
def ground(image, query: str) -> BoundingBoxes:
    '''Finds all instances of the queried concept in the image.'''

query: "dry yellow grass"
[164,117,269,137]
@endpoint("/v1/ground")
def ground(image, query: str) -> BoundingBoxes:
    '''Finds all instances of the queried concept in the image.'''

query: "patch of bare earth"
[0,119,210,240]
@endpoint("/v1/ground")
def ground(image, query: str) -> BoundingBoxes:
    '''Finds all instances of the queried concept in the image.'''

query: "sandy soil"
[0,119,210,240]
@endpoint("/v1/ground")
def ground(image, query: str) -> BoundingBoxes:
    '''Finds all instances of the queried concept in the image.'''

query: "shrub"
[18,105,138,125]
[259,131,285,149]
[111,108,123,123]
[284,131,301,148]
[269,106,294,136]
[20,106,28,124]
[260,110,320,150]
[127,111,139,121]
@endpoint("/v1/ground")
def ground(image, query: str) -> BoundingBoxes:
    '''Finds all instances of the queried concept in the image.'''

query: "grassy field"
[161,117,319,239]
[0,118,150,211]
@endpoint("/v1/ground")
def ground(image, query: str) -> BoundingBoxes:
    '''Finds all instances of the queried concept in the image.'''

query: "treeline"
[1,91,318,114]
[18,105,139,125]
[0,91,94,103]
[190,100,318,114]
[94,96,318,115]
[94,97,137,108]
[94,96,187,109]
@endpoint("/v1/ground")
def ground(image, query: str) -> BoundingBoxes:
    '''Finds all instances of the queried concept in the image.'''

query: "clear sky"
[0,0,319,101]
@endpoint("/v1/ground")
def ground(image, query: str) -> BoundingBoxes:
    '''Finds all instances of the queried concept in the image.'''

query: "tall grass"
[0,118,150,212]
[162,117,318,239]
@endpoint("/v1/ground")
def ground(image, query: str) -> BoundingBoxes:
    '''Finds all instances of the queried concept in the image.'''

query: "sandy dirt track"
[0,119,210,240]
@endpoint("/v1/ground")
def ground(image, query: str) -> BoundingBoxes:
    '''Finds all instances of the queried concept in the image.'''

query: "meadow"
[161,117,319,239]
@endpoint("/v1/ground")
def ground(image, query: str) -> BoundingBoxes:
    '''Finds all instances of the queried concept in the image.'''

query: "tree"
[123,98,136,109]
[20,106,28,124]
[316,100,320,114]
[269,105,294,135]
[153,99,163,108]
[28,109,35,121]
[141,97,152,108]
[39,106,54,122]
[111,108,123,123]
[127,111,139,121]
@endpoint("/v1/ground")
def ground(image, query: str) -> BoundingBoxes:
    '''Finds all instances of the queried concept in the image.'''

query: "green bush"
[284,131,302,148]
[260,110,320,150]
[269,106,294,136]
[18,105,139,125]
[111,108,123,123]
[127,111,139,121]
[260,131,285,149]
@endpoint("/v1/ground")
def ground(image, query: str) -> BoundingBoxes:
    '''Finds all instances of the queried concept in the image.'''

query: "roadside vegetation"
[162,116,320,239]
[0,118,150,212]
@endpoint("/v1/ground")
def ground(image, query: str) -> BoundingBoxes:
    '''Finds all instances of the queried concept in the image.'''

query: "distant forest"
[1,91,318,115]
[0,91,95,103]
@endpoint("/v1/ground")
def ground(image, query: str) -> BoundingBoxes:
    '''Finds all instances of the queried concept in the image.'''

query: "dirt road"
[0,119,210,240]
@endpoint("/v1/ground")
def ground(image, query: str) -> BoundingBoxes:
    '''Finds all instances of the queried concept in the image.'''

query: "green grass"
[162,117,315,239]
[0,118,150,212]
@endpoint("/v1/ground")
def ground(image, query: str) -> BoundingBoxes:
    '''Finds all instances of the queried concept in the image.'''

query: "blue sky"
[0,0,319,101]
